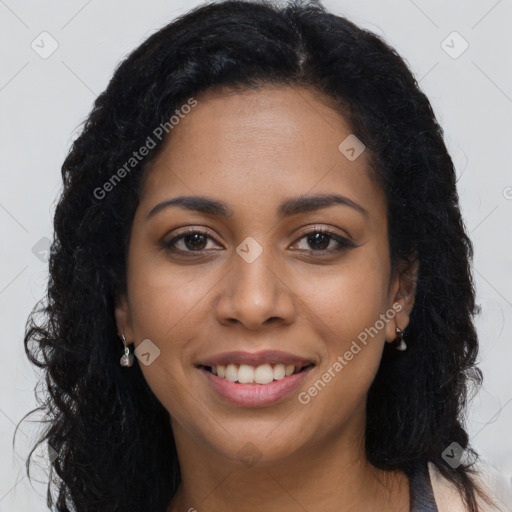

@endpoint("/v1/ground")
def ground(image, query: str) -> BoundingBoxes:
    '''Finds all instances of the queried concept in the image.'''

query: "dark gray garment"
[409,460,440,512]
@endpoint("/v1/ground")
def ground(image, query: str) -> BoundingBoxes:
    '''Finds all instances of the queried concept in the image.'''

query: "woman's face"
[116,85,416,465]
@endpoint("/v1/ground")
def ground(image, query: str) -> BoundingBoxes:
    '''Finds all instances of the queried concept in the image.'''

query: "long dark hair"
[18,1,489,510]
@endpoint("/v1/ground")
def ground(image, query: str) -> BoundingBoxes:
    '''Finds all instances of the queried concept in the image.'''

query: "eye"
[161,226,356,257]
[162,228,222,254]
[292,228,356,253]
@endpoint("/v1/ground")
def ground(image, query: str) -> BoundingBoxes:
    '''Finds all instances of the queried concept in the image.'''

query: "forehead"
[139,85,385,221]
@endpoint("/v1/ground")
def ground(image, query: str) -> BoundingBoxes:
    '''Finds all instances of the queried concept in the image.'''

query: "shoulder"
[428,461,512,512]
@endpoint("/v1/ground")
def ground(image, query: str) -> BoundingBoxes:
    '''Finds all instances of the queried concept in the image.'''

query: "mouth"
[197,361,316,407]
[198,362,315,385]
[195,350,317,403]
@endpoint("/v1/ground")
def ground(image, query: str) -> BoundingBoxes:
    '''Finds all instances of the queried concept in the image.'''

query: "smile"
[201,362,314,385]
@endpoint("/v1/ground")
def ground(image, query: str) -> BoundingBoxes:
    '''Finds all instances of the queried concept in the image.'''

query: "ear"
[385,257,419,343]
[114,294,134,343]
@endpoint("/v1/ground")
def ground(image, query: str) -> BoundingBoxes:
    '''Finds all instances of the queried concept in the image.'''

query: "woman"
[20,0,505,510]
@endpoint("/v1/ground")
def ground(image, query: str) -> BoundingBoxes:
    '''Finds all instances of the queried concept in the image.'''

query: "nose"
[214,244,296,330]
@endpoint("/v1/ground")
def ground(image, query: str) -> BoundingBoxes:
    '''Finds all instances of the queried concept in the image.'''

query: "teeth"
[209,363,304,384]
[225,364,238,382]
[273,364,286,380]
[254,364,273,384]
[238,364,255,383]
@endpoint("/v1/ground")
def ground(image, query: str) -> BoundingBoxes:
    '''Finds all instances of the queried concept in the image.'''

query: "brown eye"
[293,229,356,253]
[162,229,221,254]
[180,232,208,251]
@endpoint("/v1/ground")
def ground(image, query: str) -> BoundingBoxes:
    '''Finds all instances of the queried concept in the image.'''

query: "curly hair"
[18,0,489,510]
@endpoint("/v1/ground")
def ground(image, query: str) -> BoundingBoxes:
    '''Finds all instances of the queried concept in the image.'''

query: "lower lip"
[198,366,314,407]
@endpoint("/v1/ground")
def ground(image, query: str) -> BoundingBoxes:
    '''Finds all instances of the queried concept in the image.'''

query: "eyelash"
[162,227,356,256]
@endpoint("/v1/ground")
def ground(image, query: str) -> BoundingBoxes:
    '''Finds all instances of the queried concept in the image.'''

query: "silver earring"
[393,327,407,351]
[119,333,134,367]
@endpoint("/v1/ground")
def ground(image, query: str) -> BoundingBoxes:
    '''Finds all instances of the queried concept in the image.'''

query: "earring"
[393,327,407,351]
[119,333,134,367]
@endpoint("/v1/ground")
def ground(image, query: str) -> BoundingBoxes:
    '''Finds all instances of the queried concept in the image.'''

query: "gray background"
[1,0,511,509]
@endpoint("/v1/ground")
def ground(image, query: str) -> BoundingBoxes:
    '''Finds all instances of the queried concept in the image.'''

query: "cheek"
[292,272,388,427]
[124,251,219,400]
[290,250,390,344]
[125,259,206,417]
[288,251,390,396]
[127,248,218,341]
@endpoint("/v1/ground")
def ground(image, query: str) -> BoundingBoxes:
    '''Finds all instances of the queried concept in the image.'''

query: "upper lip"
[196,350,316,368]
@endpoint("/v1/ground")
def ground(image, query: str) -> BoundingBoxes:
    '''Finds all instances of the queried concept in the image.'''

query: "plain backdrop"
[1,0,511,509]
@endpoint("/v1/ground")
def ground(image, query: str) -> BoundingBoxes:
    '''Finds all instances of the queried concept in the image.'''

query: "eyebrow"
[146,193,369,221]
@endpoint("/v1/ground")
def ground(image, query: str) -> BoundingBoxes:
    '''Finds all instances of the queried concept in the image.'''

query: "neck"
[167,413,409,512]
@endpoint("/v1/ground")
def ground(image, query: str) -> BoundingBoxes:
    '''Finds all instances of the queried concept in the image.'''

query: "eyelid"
[290,226,356,251]
[162,224,356,257]
[292,224,353,241]
[164,226,222,245]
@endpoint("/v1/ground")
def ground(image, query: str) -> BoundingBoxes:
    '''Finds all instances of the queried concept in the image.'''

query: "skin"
[115,84,419,512]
